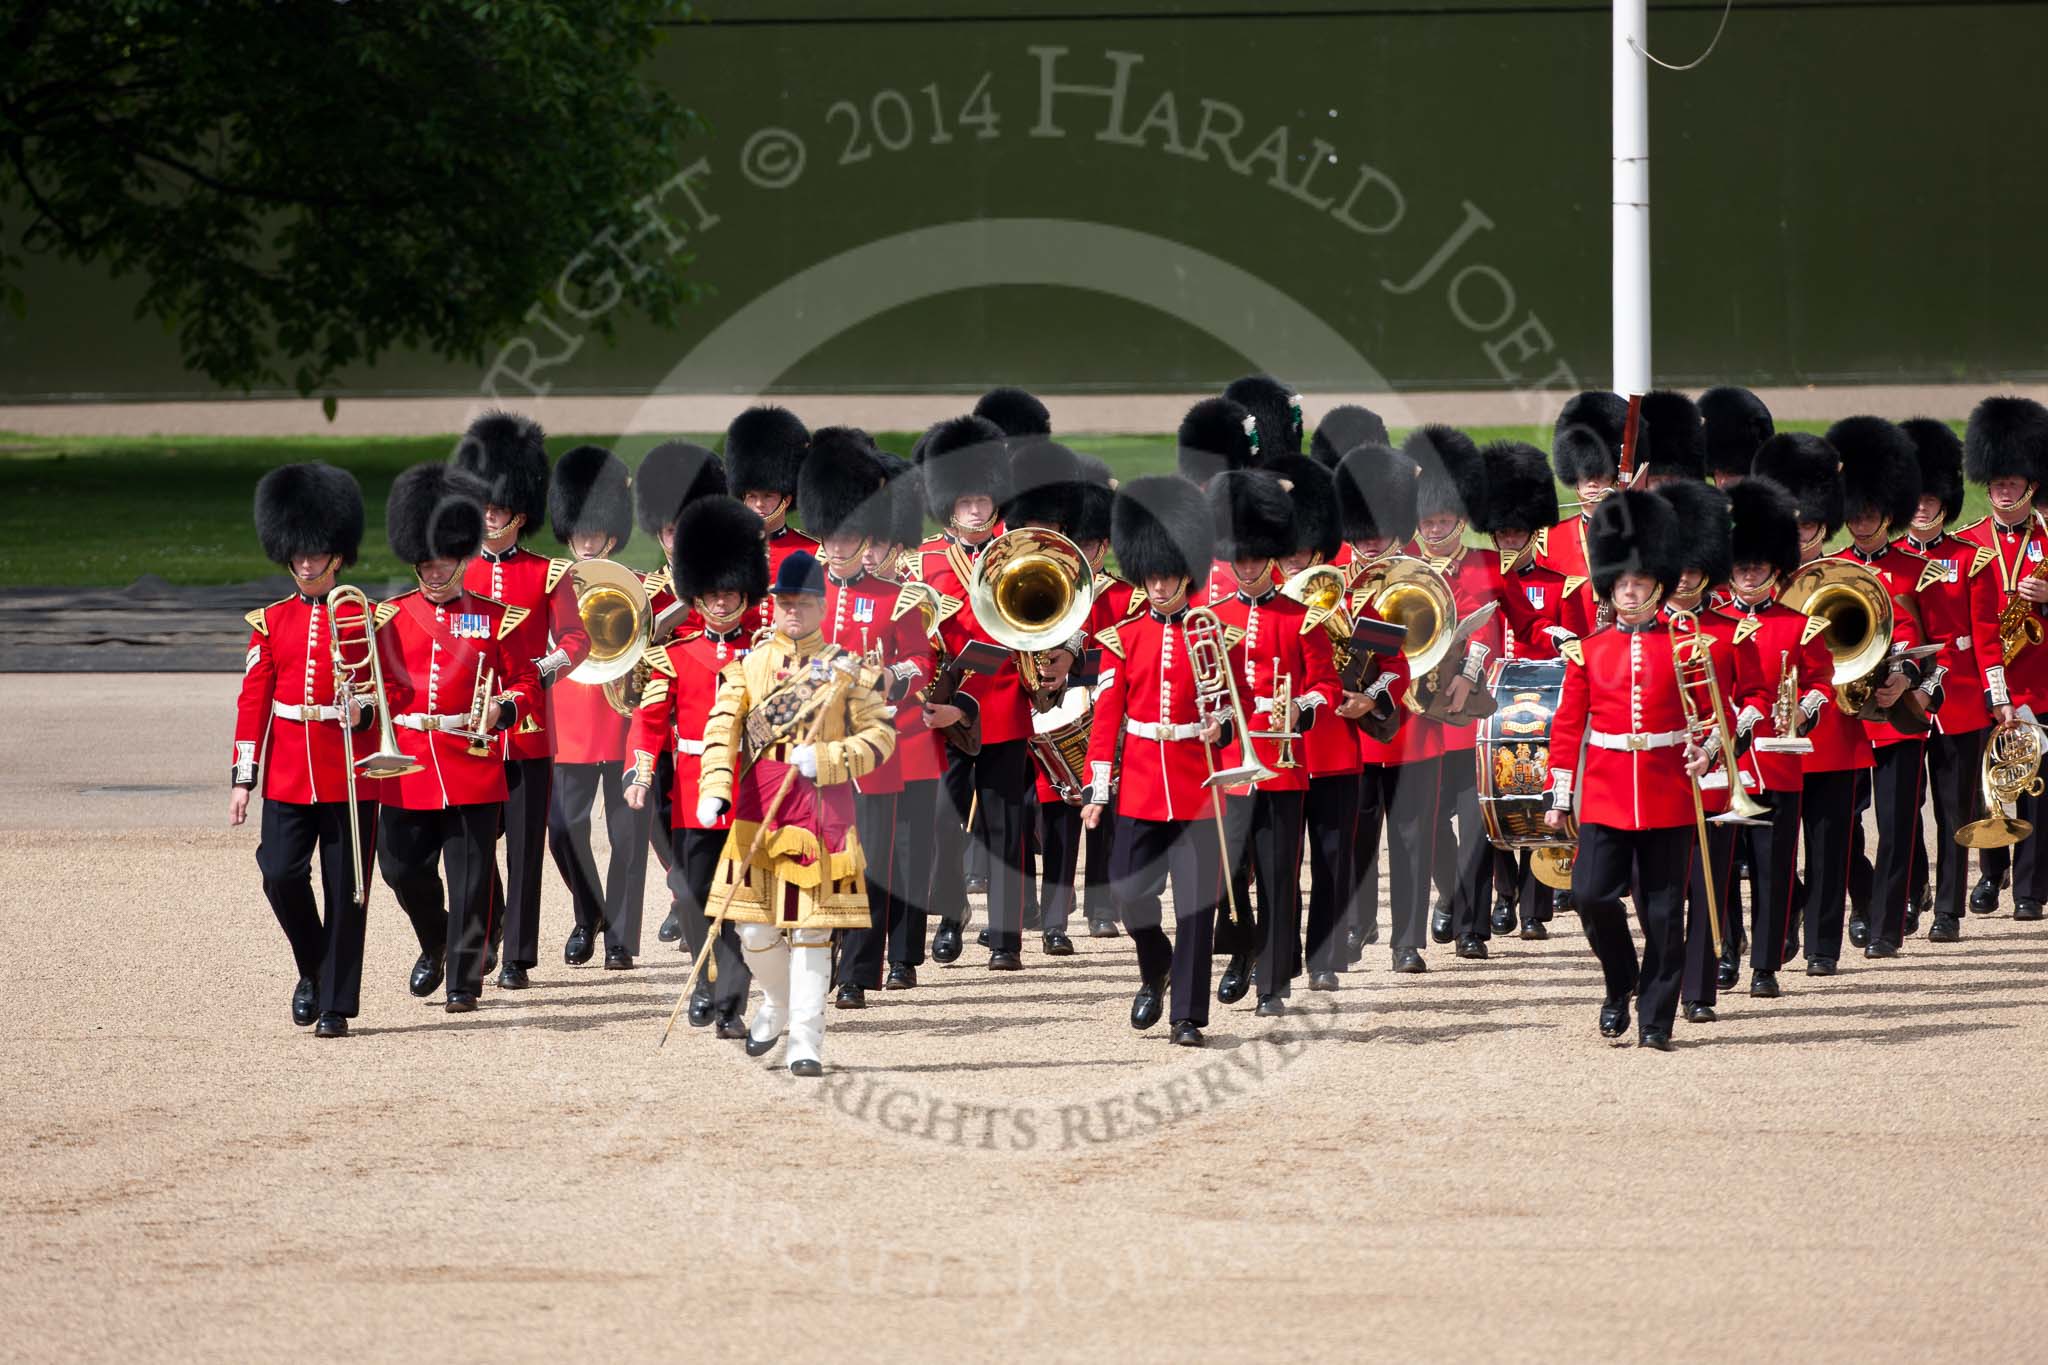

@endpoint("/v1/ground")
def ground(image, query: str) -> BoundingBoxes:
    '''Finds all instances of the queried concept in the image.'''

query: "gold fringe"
[722,821,865,890]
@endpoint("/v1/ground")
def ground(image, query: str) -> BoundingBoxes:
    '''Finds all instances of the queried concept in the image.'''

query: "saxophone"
[1999,540,2048,665]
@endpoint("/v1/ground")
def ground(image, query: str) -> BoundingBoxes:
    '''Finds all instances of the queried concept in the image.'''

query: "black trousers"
[1304,773,1361,973]
[1518,854,1562,927]
[1111,815,1220,1028]
[1039,798,1083,936]
[933,739,1035,954]
[1747,790,1804,973]
[1975,778,2048,903]
[839,789,917,988]
[1219,790,1309,997]
[1433,750,1488,936]
[378,803,499,998]
[1864,740,1928,950]
[889,780,938,968]
[666,826,751,1012]
[488,755,552,970]
[547,760,648,955]
[1349,767,1383,942]
[649,749,679,909]
[256,798,375,1018]
[1083,796,1114,924]
[1924,727,1987,918]
[1572,822,1690,1034]
[1363,759,1441,951]
[1681,822,1737,1006]
[1800,769,1861,964]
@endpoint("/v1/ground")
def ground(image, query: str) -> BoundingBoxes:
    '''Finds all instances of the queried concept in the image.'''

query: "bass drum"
[1474,657,1578,889]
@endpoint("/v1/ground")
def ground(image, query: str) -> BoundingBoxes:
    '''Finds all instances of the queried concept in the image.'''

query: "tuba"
[326,585,422,907]
[1781,559,1893,717]
[565,559,653,716]
[1354,555,1496,722]
[1955,717,2047,849]
[970,528,1096,792]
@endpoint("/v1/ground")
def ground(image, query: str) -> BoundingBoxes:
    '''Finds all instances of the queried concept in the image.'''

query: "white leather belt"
[675,737,707,756]
[272,700,342,722]
[393,712,477,732]
[1126,718,1204,741]
[1588,727,1687,752]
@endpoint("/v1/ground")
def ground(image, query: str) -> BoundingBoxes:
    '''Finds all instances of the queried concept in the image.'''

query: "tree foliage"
[0,0,700,395]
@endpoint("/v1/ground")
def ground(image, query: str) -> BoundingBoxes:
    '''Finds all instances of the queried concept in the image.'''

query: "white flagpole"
[1613,0,1652,396]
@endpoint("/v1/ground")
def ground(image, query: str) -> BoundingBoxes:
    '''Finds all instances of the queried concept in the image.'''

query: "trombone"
[565,558,653,716]
[325,585,421,907]
[1183,604,1269,938]
[1668,608,1769,960]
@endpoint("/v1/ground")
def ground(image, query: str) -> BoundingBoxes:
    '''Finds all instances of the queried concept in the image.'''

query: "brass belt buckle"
[1625,734,1649,751]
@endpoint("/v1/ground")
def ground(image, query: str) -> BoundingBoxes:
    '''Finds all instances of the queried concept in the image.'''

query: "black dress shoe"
[1308,971,1339,992]
[1682,1001,1717,1024]
[292,976,318,1027]
[1805,958,1837,977]
[1847,917,1871,949]
[1088,917,1121,938]
[497,964,530,990]
[1491,899,1517,935]
[1929,913,1962,943]
[409,951,445,999]
[931,921,963,964]
[1599,998,1630,1038]
[1456,936,1488,960]
[988,950,1023,971]
[1130,976,1165,1030]
[657,909,683,943]
[1169,1020,1205,1047]
[564,924,595,965]
[965,875,990,896]
[976,928,993,949]
[2016,900,2044,922]
[1392,947,1427,974]
[885,963,917,989]
[1903,909,1922,938]
[789,1058,823,1078]
[604,946,633,970]
[687,981,715,1028]
[1255,994,1286,1017]
[1640,1029,1674,1052]
[1749,971,1780,999]
[1864,941,1899,959]
[445,993,478,1014]
[482,940,499,976]
[1217,953,1252,1003]
[1430,906,1455,945]
[1519,921,1548,941]
[714,1014,748,1040]
[1970,875,2001,914]
[1043,930,1075,956]
[1716,961,1740,990]
[1359,922,1381,947]
[313,1012,348,1038]
[744,1028,779,1057]
[835,983,867,1009]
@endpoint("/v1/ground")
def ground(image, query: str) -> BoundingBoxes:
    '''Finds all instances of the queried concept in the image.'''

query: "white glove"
[791,744,818,780]
[695,797,726,827]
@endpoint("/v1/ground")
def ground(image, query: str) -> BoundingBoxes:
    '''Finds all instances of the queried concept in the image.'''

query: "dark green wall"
[4,1,2043,399]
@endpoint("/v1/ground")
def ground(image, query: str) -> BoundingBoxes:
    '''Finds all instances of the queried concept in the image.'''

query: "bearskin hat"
[1223,375,1304,462]
[724,404,810,498]
[1474,441,1558,535]
[1309,404,1391,468]
[918,414,1012,521]
[1901,418,1965,525]
[1699,386,1775,481]
[1550,391,1640,485]
[797,430,889,544]
[1003,439,1084,530]
[973,386,1052,438]
[1751,432,1845,535]
[875,453,928,549]
[1828,416,1922,530]
[1208,469,1298,563]
[1587,488,1683,598]
[1654,478,1733,585]
[1177,396,1258,486]
[454,409,547,537]
[1727,476,1803,579]
[670,495,768,603]
[1637,390,1707,483]
[548,445,633,549]
[1334,443,1421,546]
[1071,455,1115,545]
[1965,396,2048,486]
[1263,453,1342,561]
[387,463,488,565]
[1406,424,1485,522]
[1112,476,1213,584]
[254,461,365,567]
[633,441,725,536]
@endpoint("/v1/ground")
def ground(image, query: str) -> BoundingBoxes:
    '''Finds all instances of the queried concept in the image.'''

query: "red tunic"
[1953,513,2048,709]
[628,626,753,830]
[1204,588,1340,795]
[1532,515,1598,622]
[464,546,590,762]
[1084,609,1224,823]
[229,592,374,804]
[1895,530,2002,735]
[917,533,1031,747]
[1719,596,1835,794]
[1660,604,1752,816]
[1548,621,1729,830]
[371,590,543,810]
[1345,563,1438,768]
[549,678,629,764]
[1414,544,1563,757]
[820,569,932,796]
[1833,544,1930,749]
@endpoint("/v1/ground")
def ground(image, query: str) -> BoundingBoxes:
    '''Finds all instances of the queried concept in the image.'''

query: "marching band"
[228,389,2048,1065]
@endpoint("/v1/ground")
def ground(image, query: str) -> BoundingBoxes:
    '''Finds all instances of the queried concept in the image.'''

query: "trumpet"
[1754,650,1813,754]
[453,658,499,757]
[1248,672,1300,770]
[1955,716,2047,849]
[1669,608,1769,960]
[325,585,421,907]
